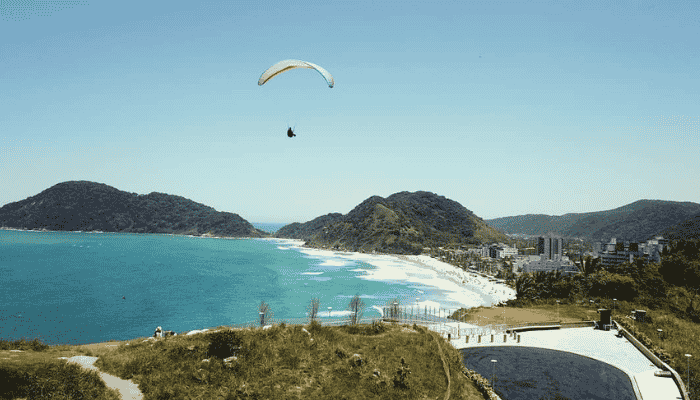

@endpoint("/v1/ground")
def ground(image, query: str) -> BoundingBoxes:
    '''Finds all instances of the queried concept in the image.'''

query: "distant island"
[276,191,508,255]
[486,199,700,242]
[0,181,268,238]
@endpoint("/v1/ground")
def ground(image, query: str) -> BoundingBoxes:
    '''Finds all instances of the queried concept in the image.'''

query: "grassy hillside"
[1,323,488,400]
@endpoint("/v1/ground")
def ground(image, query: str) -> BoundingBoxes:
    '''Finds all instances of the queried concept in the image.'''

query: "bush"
[207,330,245,360]
[0,338,50,352]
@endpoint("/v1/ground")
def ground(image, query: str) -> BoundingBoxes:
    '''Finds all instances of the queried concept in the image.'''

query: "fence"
[614,319,691,400]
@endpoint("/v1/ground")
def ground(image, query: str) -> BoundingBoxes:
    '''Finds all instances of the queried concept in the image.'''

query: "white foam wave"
[301,272,323,275]
[320,259,348,267]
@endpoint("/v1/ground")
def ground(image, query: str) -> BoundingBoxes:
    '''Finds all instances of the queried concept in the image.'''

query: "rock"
[350,354,364,367]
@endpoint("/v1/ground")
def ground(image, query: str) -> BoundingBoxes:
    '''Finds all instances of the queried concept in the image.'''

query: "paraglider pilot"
[287,127,296,138]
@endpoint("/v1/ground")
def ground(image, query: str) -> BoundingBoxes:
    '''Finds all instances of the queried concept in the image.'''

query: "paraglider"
[258,59,334,88]
[259,59,333,138]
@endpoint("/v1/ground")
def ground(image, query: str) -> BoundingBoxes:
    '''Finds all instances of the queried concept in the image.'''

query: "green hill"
[275,213,344,241]
[487,200,700,241]
[659,212,700,240]
[282,191,507,254]
[0,181,267,238]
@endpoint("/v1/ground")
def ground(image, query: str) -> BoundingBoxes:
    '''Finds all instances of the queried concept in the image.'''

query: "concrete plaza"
[428,322,684,400]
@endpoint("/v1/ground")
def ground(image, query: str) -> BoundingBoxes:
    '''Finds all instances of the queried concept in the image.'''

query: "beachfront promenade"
[427,320,685,400]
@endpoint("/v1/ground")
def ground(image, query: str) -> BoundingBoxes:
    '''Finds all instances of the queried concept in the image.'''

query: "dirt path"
[65,356,143,400]
[432,333,451,400]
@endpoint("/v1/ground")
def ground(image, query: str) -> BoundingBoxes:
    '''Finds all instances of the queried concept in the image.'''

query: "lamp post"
[631,311,636,330]
[657,329,663,348]
[685,354,692,396]
[556,300,560,322]
[491,359,497,392]
[259,311,264,327]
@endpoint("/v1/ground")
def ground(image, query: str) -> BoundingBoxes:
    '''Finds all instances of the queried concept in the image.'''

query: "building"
[471,243,518,259]
[537,234,564,260]
[516,255,578,275]
[597,236,670,267]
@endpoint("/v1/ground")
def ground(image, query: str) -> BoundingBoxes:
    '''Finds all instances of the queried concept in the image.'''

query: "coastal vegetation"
[0,339,120,400]
[0,181,267,238]
[1,323,488,400]
[486,199,700,242]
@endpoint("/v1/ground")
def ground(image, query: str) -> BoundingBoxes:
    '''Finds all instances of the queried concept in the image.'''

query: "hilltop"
[0,181,268,238]
[278,191,508,254]
[487,199,700,241]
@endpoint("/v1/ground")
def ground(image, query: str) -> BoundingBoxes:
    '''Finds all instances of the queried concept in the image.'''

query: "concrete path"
[429,323,683,400]
[63,356,144,400]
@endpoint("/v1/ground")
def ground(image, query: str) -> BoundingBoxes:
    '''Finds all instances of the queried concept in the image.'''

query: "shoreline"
[269,238,516,312]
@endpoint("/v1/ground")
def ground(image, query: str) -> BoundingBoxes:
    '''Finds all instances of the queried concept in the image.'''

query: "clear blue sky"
[1,0,698,223]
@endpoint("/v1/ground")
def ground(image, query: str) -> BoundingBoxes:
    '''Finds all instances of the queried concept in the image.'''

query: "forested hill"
[0,181,268,237]
[280,191,508,255]
[487,200,700,242]
[275,213,344,241]
[661,212,700,240]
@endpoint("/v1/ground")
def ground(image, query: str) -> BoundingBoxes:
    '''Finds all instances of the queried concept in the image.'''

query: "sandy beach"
[267,238,516,313]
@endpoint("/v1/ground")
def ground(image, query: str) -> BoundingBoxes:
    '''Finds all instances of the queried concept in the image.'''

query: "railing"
[614,319,691,400]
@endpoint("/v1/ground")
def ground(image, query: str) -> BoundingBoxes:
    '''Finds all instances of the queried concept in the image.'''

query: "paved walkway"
[62,355,144,400]
[427,322,683,400]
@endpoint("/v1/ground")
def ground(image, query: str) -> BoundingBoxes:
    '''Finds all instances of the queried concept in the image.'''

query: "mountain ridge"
[487,199,700,241]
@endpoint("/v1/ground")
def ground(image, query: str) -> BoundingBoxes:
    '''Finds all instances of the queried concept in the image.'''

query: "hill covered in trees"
[660,212,700,240]
[487,200,700,242]
[0,181,268,238]
[275,213,344,241]
[278,191,508,254]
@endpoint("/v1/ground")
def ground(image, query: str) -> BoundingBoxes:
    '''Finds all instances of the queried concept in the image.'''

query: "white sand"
[269,238,516,311]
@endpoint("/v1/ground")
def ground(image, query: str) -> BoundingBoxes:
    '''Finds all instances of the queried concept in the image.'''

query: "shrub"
[207,330,245,360]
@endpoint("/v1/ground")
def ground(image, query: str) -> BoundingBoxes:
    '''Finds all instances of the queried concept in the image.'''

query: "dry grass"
[2,323,489,400]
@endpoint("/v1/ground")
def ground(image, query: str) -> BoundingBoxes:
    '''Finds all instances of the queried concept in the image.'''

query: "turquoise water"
[0,229,501,345]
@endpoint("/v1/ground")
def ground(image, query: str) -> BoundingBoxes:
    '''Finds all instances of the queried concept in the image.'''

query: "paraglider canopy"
[258,59,334,88]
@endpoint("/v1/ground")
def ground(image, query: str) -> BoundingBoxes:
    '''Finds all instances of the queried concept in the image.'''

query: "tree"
[587,271,637,301]
[348,294,365,325]
[258,301,273,326]
[307,297,320,323]
[582,256,602,277]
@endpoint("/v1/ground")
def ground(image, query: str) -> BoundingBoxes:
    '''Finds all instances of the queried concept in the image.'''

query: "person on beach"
[154,326,163,338]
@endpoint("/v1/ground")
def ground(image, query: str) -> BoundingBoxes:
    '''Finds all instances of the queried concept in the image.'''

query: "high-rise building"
[537,234,563,260]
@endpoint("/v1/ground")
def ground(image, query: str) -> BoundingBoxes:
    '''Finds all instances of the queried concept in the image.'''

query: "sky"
[1,0,698,223]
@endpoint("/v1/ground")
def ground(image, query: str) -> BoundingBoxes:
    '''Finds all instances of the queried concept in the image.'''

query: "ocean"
[0,228,513,345]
